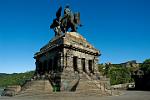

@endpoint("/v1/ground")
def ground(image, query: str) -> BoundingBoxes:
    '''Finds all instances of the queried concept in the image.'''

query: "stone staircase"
[15,72,111,97]
[75,73,111,96]
[16,80,53,97]
[15,79,110,97]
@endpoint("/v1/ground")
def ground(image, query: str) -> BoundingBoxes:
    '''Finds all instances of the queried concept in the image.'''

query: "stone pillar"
[68,56,72,68]
[94,57,99,74]
[78,58,82,73]
[64,52,70,68]
[85,59,90,74]
[92,59,95,73]
[58,52,63,72]
[60,56,64,72]
[65,55,74,72]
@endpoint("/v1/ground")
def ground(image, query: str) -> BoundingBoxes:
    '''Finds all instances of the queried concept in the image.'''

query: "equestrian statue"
[50,5,82,36]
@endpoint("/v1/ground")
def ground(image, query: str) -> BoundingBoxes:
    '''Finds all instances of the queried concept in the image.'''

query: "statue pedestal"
[34,32,101,92]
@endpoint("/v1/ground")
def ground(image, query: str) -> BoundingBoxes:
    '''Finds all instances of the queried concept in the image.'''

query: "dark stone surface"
[33,32,103,92]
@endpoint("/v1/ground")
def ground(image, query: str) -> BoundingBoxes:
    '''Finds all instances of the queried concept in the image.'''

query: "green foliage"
[140,59,150,75]
[143,59,150,63]
[108,67,132,85]
[0,71,34,87]
[98,64,105,75]
[98,64,133,85]
[98,59,150,85]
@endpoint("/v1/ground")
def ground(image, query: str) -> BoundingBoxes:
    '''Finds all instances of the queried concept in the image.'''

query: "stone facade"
[34,32,101,92]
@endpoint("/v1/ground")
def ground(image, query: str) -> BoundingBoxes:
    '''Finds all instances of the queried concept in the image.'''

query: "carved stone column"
[94,57,99,74]
[78,58,82,73]
[85,59,90,74]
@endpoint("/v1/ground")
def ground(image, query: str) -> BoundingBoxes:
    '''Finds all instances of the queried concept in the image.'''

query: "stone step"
[18,80,53,96]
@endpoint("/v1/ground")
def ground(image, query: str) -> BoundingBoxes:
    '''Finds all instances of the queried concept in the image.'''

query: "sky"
[0,0,150,73]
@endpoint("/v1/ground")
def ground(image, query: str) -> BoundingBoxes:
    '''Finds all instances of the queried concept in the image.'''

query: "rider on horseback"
[64,5,72,17]
[50,5,81,36]
[62,5,75,32]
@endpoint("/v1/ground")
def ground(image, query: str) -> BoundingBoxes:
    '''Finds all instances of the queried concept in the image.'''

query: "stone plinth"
[34,32,103,92]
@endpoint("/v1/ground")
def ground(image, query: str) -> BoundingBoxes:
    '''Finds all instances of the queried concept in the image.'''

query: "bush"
[98,64,133,85]
[140,59,150,75]
[108,67,132,85]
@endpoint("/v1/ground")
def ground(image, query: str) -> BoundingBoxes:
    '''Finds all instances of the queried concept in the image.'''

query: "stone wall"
[63,48,99,74]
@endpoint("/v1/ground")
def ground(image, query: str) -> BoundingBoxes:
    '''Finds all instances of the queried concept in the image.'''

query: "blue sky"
[0,0,150,73]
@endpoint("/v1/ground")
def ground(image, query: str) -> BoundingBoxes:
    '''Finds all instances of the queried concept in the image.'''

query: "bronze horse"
[50,6,81,35]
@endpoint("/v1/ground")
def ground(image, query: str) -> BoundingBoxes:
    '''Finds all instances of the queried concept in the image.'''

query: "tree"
[140,59,150,75]
[108,67,132,85]
[98,63,134,85]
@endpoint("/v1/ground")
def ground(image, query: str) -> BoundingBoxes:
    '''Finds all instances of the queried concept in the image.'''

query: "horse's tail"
[74,12,80,25]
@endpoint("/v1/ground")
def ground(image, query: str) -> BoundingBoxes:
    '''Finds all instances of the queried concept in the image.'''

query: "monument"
[34,6,104,92]
[1,6,111,97]
[33,6,110,93]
